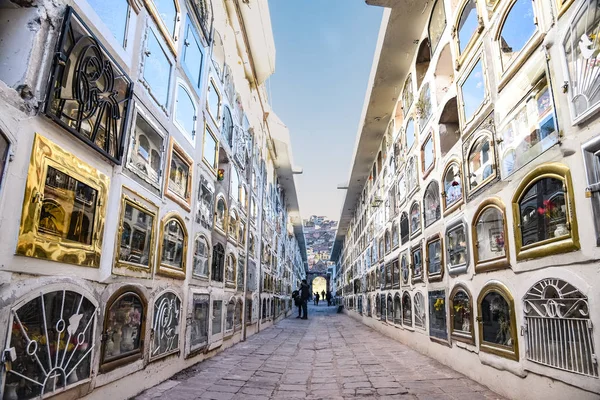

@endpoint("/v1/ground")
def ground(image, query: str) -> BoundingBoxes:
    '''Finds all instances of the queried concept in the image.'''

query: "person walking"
[300,279,309,319]
[326,291,332,306]
[315,293,320,306]
[292,288,301,318]
[321,290,325,301]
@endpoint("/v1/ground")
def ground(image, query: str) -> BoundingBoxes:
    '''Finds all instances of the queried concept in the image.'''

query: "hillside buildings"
[331,1,600,399]
[0,0,306,399]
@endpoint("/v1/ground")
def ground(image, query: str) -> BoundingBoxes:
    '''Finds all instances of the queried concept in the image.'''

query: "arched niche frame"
[452,0,484,70]
[156,212,188,279]
[441,158,464,216]
[462,114,499,201]
[449,284,475,344]
[445,217,469,275]
[472,197,510,272]
[150,290,182,361]
[511,163,579,261]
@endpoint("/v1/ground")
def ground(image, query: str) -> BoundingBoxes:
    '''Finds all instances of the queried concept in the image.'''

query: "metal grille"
[414,292,426,329]
[524,278,597,377]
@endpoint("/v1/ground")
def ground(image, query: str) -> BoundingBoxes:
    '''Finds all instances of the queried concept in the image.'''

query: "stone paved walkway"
[135,305,505,400]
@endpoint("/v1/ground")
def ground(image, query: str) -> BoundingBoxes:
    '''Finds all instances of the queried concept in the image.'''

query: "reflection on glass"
[151,292,180,358]
[212,300,222,335]
[481,291,512,345]
[429,290,447,339]
[191,294,209,348]
[407,156,418,194]
[162,219,184,269]
[175,85,196,137]
[468,135,494,190]
[461,60,485,122]
[183,23,203,86]
[419,85,433,129]
[143,30,171,107]
[403,74,414,113]
[222,107,234,145]
[428,239,442,276]
[476,207,506,261]
[424,182,440,227]
[119,203,153,267]
[207,80,220,120]
[458,0,479,54]
[169,152,190,199]
[410,203,421,236]
[203,127,218,168]
[401,253,409,283]
[446,225,467,268]
[452,290,472,335]
[400,213,409,244]
[519,178,567,245]
[406,119,416,149]
[88,0,129,46]
[39,166,98,245]
[154,0,177,37]
[423,135,434,172]
[428,0,446,51]
[444,163,462,208]
[499,0,536,70]
[193,236,209,277]
[226,301,235,331]
[398,175,407,204]
[412,247,423,278]
[130,114,163,186]
[104,293,143,362]
[499,83,558,178]
[402,293,412,326]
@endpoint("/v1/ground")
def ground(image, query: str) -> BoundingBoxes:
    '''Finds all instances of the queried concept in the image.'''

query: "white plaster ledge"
[479,351,527,378]
[455,340,478,354]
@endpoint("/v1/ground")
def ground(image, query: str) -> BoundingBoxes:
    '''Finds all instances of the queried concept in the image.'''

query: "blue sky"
[267,0,383,220]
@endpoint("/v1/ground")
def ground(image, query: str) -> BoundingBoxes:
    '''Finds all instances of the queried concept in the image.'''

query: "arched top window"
[225,254,236,285]
[230,167,240,203]
[375,294,381,319]
[175,84,197,143]
[146,0,180,53]
[400,211,410,245]
[151,291,181,360]
[207,78,221,123]
[158,213,188,278]
[511,163,579,260]
[414,291,426,329]
[215,196,227,231]
[418,83,433,130]
[524,278,597,376]
[221,106,234,147]
[402,74,414,115]
[385,229,391,254]
[193,234,210,278]
[442,161,463,214]
[7,289,99,392]
[455,0,482,63]
[410,201,422,238]
[459,58,486,125]
[398,173,407,205]
[465,131,497,196]
[428,0,447,53]
[212,242,225,282]
[416,39,432,88]
[496,0,538,73]
[391,222,399,249]
[386,293,394,321]
[400,251,409,284]
[472,197,510,272]
[450,285,474,344]
[402,292,412,326]
[446,218,469,275]
[228,209,239,239]
[393,292,402,325]
[426,234,444,282]
[421,131,435,177]
[411,242,423,282]
[225,297,235,332]
[407,156,418,196]
[477,282,518,360]
[406,118,416,149]
[423,181,441,228]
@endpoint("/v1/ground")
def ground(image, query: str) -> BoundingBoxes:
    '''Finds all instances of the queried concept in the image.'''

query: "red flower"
[451,181,459,187]
[537,207,546,215]
[543,199,555,210]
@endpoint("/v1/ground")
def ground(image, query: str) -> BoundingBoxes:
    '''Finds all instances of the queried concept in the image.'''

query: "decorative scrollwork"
[151,292,181,359]
[523,278,589,319]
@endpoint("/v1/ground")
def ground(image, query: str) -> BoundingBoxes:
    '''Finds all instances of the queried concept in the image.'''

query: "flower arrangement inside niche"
[434,297,444,312]
[217,169,225,181]
[105,304,142,359]
[537,199,564,220]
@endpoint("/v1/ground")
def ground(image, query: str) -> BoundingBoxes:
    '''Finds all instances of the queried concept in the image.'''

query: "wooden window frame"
[156,212,188,279]
[472,197,510,272]
[164,137,193,211]
[426,233,444,282]
[449,284,475,344]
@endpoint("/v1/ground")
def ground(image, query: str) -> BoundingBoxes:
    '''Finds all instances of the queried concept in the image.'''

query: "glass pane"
[398,175,407,203]
[119,203,153,267]
[401,253,409,283]
[468,135,494,190]
[428,239,442,275]
[222,107,233,145]
[400,214,409,244]
[191,294,209,347]
[155,0,177,37]
[162,219,184,268]
[444,163,462,208]
[226,301,234,331]
[151,292,180,358]
[203,128,218,168]
[144,30,171,108]
[104,293,143,362]
[88,0,129,46]
[452,290,472,334]
[519,178,567,245]
[461,60,485,122]
[403,74,414,113]
[419,85,433,128]
[476,207,506,261]
[499,0,536,70]
[414,292,426,328]
[207,80,220,120]
[407,157,417,193]
[406,119,415,148]
[7,291,95,399]
[410,204,420,235]
[39,166,98,245]
[481,291,512,346]
[402,294,412,326]
[458,0,479,54]
[130,114,164,186]
[175,86,196,137]
[446,225,467,268]
[423,135,434,171]
[424,183,440,227]
[183,24,203,86]
[193,238,209,277]
[412,248,422,277]
[429,290,447,339]
[212,300,222,335]
[169,152,190,199]
[428,0,446,51]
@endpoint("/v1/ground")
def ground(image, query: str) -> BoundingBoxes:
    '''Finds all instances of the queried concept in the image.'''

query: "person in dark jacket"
[314,292,320,306]
[300,279,309,319]
[292,289,301,318]
[326,291,332,306]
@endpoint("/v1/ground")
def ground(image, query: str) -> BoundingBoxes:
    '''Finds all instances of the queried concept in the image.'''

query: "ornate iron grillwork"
[45,7,133,164]
[191,0,214,44]
[151,292,181,359]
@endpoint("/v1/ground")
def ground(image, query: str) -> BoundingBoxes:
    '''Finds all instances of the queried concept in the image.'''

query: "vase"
[112,331,122,354]
[554,223,569,237]
[67,369,79,385]
[4,382,19,400]
[121,325,134,352]
[105,337,114,356]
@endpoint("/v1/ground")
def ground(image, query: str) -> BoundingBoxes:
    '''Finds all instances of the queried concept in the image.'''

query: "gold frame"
[165,137,193,211]
[421,130,436,179]
[441,159,464,216]
[114,188,159,274]
[476,281,519,361]
[556,0,575,18]
[449,284,475,345]
[202,122,220,174]
[191,233,211,279]
[458,53,490,131]
[213,194,228,234]
[411,241,424,284]
[143,0,180,55]
[409,201,422,238]
[511,163,580,261]
[452,0,485,71]
[17,134,109,267]
[206,77,222,125]
[425,233,444,282]
[472,197,510,272]
[494,0,544,92]
[156,212,188,279]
